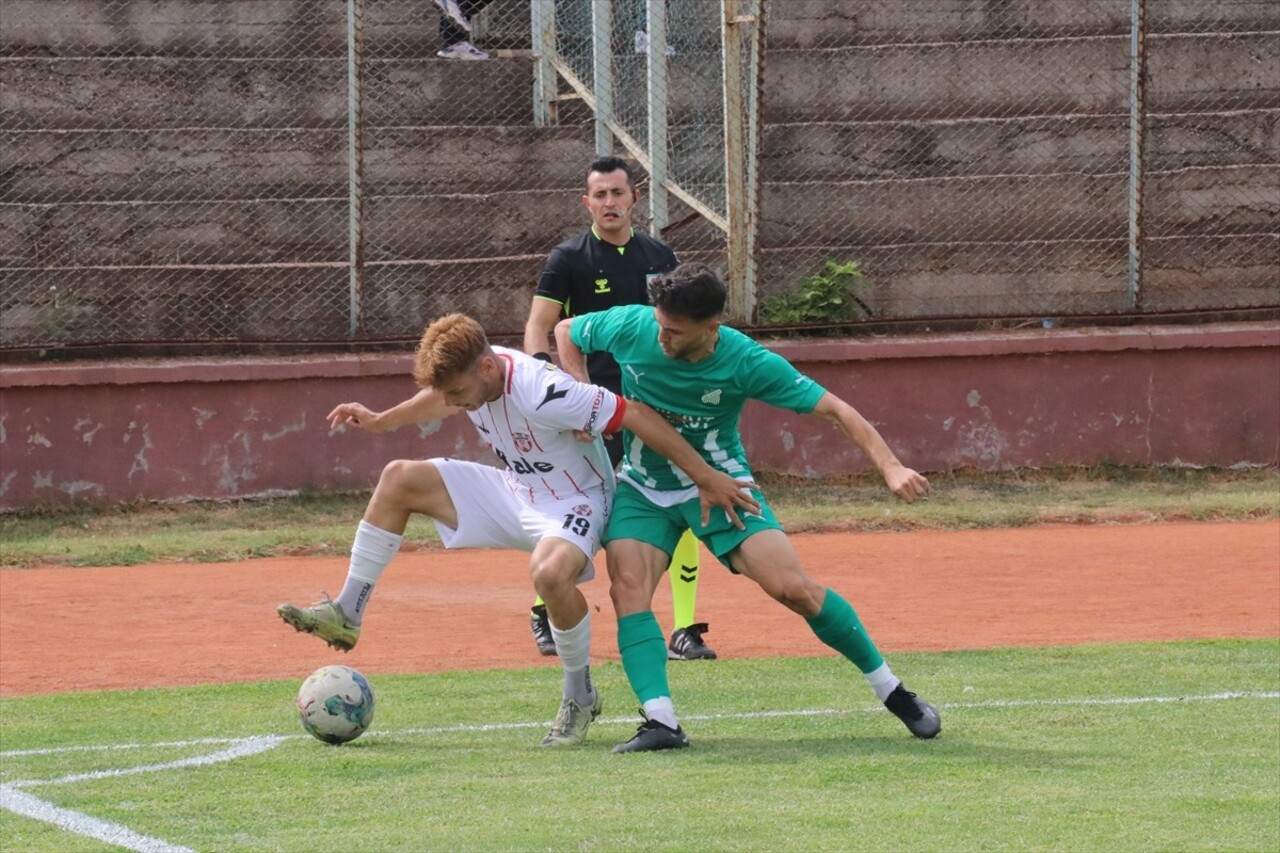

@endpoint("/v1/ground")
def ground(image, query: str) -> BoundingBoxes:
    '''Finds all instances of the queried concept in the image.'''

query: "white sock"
[550,613,594,704]
[642,697,678,730]
[865,662,901,702]
[335,520,402,624]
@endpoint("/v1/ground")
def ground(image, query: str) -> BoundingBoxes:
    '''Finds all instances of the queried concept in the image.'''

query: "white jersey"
[466,346,624,505]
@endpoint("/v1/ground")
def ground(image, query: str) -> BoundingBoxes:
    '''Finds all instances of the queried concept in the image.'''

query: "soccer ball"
[296,664,375,745]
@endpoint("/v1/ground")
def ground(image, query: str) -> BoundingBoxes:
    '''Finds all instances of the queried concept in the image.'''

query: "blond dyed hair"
[412,313,490,388]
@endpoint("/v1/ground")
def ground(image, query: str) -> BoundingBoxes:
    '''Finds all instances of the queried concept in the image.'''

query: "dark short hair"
[646,263,726,321]
[586,156,637,191]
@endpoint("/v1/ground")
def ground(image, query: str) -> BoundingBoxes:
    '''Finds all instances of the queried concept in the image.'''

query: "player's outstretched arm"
[327,388,458,435]
[523,297,563,359]
[620,400,762,529]
[553,318,590,383]
[811,392,930,503]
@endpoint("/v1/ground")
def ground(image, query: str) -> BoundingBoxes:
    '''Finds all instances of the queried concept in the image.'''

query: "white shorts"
[429,458,609,583]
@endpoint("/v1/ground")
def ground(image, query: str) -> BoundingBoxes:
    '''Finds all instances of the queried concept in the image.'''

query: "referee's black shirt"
[534,227,678,392]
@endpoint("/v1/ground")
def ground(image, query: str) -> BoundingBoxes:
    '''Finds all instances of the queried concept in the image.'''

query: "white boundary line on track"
[2,691,1277,852]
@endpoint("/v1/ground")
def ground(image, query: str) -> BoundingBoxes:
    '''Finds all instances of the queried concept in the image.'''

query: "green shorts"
[605,479,782,570]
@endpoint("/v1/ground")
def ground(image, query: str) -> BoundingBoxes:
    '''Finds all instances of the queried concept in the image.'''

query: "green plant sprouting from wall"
[757,259,872,328]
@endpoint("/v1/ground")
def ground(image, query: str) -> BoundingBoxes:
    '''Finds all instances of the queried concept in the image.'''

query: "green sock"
[617,611,670,704]
[805,588,885,674]
[668,530,700,630]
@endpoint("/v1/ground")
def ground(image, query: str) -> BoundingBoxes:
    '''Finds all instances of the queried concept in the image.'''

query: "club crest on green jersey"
[700,389,723,405]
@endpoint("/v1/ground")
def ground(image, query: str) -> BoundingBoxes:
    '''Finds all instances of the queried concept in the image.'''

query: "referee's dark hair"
[586,156,637,192]
[647,263,727,322]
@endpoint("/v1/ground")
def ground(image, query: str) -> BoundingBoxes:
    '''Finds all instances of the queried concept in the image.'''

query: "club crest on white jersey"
[466,347,624,503]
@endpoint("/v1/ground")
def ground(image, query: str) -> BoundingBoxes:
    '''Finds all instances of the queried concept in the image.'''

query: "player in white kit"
[278,313,757,748]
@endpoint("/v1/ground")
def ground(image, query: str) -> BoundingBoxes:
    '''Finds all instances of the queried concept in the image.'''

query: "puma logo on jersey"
[594,278,610,294]
[537,383,570,409]
[625,365,645,385]
[700,389,722,405]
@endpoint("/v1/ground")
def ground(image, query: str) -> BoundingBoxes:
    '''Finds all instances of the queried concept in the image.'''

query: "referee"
[522,156,717,663]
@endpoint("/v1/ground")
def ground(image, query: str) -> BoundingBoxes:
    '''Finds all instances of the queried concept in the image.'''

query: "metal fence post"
[744,1,763,321]
[1127,0,1146,313]
[722,0,760,324]
[646,0,671,236]
[591,1,614,156]
[531,0,557,127]
[346,0,365,338]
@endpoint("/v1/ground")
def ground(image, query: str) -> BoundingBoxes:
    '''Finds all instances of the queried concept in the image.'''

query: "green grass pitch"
[2,640,1277,852]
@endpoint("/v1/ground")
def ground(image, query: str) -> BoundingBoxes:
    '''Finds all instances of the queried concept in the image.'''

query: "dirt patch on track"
[2,521,1277,697]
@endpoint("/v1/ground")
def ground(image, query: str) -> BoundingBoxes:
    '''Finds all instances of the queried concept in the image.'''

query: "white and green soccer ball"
[296,664,375,745]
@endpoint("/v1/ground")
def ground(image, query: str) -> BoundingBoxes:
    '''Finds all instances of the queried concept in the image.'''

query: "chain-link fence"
[2,1,1276,357]
[3,1,355,349]
[756,0,1279,329]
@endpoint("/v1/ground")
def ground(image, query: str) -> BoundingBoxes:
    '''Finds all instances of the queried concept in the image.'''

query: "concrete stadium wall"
[2,322,1276,511]
[4,1,1277,348]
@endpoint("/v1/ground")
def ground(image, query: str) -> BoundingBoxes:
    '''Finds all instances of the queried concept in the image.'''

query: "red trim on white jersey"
[499,353,515,394]
[604,397,626,435]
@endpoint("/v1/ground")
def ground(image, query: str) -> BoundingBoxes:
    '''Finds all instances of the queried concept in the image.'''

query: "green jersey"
[571,303,826,500]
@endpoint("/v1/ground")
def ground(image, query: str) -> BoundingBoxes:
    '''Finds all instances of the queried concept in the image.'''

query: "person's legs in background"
[666,529,716,660]
[434,0,491,60]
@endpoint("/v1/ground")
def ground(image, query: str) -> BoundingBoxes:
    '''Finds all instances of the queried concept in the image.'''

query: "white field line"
[1,736,283,853]
[0,787,193,853]
[4,690,1277,758]
[1,692,1276,852]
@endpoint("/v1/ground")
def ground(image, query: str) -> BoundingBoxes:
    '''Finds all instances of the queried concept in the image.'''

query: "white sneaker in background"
[436,40,490,61]
[633,30,676,56]
[432,0,472,34]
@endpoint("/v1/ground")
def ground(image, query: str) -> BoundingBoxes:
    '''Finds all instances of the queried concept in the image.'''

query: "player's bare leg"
[278,460,456,651]
[730,529,941,739]
[533,537,602,746]
[608,538,691,753]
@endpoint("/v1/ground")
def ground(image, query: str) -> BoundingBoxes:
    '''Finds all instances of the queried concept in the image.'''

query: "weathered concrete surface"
[758,232,1278,322]
[3,56,535,130]
[19,30,1273,135]
[3,125,594,202]
[762,164,1277,244]
[2,0,1275,354]
[11,0,1274,58]
[1141,235,1280,312]
[767,0,1280,48]
[0,0,481,57]
[2,323,1276,510]
[0,188,584,267]
[762,111,1278,181]
[764,40,1131,124]
[0,259,548,349]
[757,242,1131,320]
[741,323,1280,477]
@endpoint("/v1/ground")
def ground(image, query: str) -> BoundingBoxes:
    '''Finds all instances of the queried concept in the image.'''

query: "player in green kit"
[524,156,714,662]
[555,262,942,752]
